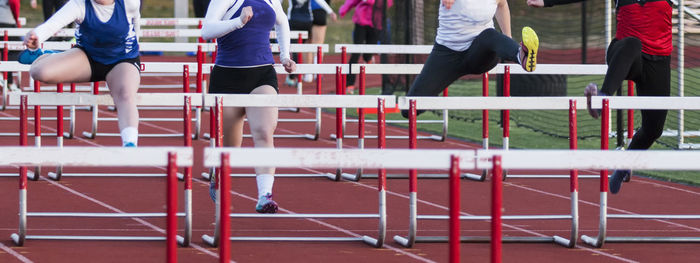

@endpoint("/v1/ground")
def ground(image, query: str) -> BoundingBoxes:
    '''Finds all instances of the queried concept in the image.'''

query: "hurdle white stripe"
[207,147,700,171]
[8,93,204,107]
[0,41,328,53]
[0,27,306,39]
[0,61,347,74]
[0,147,192,167]
[475,150,700,170]
[348,63,608,75]
[335,44,434,54]
[0,242,33,263]
[203,94,395,108]
[398,96,700,110]
[140,17,202,26]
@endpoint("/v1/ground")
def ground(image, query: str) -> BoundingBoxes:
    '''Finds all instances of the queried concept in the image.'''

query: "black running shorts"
[208,65,279,94]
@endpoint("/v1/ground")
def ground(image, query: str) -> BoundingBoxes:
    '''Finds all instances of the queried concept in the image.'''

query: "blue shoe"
[209,176,216,202]
[123,142,136,147]
[609,170,630,194]
[18,49,44,65]
[255,193,278,214]
[284,76,297,87]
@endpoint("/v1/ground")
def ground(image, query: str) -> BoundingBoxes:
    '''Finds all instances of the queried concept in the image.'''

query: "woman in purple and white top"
[202,0,296,213]
[22,0,141,147]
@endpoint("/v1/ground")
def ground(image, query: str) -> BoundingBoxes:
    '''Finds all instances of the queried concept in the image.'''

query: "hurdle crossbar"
[0,28,307,39]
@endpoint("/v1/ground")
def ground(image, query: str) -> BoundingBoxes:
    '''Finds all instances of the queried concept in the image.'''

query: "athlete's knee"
[250,125,275,143]
[29,63,56,83]
[110,87,138,104]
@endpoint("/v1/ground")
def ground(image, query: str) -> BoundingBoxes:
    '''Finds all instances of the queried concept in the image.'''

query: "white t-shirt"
[33,0,140,43]
[435,0,497,52]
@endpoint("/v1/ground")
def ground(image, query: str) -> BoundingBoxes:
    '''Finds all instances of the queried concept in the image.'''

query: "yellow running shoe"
[519,26,539,72]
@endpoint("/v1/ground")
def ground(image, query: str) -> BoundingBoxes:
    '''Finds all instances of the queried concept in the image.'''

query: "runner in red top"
[528,0,673,194]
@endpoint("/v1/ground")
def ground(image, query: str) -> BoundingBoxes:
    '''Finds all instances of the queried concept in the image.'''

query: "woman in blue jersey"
[20,0,141,147]
[284,0,335,86]
[202,0,296,213]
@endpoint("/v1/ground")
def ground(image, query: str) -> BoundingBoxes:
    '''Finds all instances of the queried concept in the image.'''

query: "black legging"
[406,28,519,97]
[193,0,211,18]
[402,28,520,118]
[600,37,670,150]
[346,24,379,86]
[42,0,68,21]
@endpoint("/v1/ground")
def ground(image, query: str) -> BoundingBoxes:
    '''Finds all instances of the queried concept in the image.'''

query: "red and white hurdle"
[7,145,192,263]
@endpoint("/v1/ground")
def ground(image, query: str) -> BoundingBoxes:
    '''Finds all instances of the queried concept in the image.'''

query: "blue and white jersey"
[202,0,292,67]
[33,0,141,64]
[76,0,139,64]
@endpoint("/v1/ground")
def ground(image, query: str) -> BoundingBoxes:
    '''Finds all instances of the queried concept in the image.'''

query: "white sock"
[120,127,138,146]
[256,174,274,197]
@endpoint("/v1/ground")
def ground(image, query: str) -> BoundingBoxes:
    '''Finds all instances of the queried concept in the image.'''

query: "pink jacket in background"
[339,0,393,28]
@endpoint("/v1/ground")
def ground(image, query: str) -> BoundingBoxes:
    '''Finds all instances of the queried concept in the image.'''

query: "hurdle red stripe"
[166,152,178,263]
[316,46,323,95]
[627,81,634,139]
[34,80,41,138]
[569,100,578,193]
[601,99,610,192]
[448,155,460,263]
[503,66,510,138]
[196,46,203,94]
[335,67,343,139]
[70,82,76,93]
[219,153,232,263]
[183,65,190,93]
[482,73,489,141]
[57,83,64,137]
[409,100,417,193]
[92,81,99,95]
[378,98,386,191]
[341,47,347,90]
[358,66,365,139]
[491,155,503,263]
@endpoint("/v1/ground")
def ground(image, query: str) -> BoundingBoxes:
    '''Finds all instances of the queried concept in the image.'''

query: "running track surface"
[0,55,699,263]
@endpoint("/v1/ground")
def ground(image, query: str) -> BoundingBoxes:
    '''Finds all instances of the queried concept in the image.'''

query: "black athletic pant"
[346,24,379,86]
[193,0,211,18]
[600,37,670,150]
[402,28,520,117]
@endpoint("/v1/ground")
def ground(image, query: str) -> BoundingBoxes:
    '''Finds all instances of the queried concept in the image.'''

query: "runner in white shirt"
[402,0,539,118]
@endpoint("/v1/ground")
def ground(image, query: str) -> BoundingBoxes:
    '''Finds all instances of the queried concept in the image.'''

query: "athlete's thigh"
[105,62,141,95]
[31,48,92,83]
[407,45,466,96]
[245,85,278,133]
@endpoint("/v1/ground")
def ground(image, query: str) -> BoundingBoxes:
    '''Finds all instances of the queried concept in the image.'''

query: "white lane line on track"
[505,182,700,232]
[0,242,33,263]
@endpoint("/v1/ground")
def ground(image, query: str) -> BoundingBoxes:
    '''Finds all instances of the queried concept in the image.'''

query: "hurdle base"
[415,236,556,243]
[27,171,38,181]
[344,173,468,179]
[10,233,22,246]
[202,234,217,247]
[580,235,603,248]
[393,235,413,248]
[553,235,575,248]
[464,171,486,181]
[361,235,382,248]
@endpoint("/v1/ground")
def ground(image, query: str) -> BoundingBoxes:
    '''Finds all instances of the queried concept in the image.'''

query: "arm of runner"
[272,0,295,73]
[495,0,512,38]
[312,0,336,20]
[339,0,361,18]
[528,0,585,8]
[201,0,248,41]
[27,0,83,48]
[127,0,141,41]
